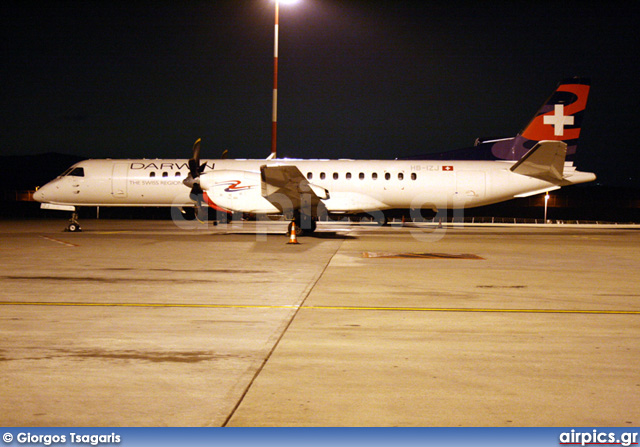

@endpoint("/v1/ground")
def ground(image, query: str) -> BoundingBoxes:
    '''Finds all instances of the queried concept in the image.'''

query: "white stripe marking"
[40,236,78,247]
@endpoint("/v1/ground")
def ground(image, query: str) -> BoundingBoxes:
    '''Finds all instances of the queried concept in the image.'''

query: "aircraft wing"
[260,164,329,213]
[510,140,567,183]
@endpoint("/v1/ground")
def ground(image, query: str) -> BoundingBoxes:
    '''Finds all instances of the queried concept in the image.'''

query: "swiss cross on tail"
[543,104,574,136]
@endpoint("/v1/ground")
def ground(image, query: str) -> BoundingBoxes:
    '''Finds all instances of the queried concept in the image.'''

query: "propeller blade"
[184,138,213,222]
[184,138,205,188]
[189,185,209,222]
[189,183,203,202]
[188,138,202,179]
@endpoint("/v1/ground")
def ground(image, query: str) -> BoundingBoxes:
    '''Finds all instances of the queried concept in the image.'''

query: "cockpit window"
[68,167,85,177]
[60,167,84,177]
[59,167,74,177]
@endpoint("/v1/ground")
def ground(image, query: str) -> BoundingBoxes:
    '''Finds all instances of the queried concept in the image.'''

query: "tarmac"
[0,218,638,426]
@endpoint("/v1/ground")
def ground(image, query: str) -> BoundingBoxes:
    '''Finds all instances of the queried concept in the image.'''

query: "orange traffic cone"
[287,221,300,244]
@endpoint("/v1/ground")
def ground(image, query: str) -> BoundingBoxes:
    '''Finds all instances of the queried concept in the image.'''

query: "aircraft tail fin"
[490,77,590,161]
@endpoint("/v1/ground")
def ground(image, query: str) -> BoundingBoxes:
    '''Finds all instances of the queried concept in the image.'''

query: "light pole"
[271,0,298,159]
[544,192,550,223]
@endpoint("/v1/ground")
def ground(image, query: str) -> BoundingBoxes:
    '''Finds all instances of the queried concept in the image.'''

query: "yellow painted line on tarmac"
[302,305,640,315]
[0,301,297,310]
[0,301,639,315]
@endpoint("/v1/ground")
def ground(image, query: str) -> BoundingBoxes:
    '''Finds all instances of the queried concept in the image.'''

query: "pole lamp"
[271,0,299,159]
[544,192,550,223]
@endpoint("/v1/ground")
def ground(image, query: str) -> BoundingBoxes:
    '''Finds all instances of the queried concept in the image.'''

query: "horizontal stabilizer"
[510,140,567,183]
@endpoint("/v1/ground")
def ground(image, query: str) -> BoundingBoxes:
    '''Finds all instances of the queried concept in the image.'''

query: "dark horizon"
[3,0,639,187]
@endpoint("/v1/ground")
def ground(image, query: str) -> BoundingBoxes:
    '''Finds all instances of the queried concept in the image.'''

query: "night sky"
[3,0,639,186]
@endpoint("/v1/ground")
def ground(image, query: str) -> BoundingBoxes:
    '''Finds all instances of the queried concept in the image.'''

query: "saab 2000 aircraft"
[34,78,595,234]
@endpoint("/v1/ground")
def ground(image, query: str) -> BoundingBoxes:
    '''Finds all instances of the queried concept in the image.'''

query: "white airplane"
[34,78,595,234]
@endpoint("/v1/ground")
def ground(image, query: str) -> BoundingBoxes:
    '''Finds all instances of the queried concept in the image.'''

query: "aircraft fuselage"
[34,158,595,215]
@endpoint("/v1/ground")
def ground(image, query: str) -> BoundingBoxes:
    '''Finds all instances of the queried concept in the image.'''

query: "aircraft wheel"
[298,213,317,234]
[66,222,82,232]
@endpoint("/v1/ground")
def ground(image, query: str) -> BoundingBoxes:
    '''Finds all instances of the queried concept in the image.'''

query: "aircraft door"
[112,163,129,198]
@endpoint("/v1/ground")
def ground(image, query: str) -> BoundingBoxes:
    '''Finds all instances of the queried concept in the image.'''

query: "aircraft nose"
[33,188,44,202]
[33,184,50,202]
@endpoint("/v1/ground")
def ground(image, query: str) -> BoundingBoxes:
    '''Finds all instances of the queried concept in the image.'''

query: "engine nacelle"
[199,170,280,213]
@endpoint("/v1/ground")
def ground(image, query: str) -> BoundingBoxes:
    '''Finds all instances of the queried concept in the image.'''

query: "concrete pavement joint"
[220,238,346,427]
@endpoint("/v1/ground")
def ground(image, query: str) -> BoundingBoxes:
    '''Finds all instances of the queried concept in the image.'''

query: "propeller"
[183,139,206,188]
[183,138,208,216]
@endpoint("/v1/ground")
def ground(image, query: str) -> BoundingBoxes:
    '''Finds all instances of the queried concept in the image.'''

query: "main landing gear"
[65,211,82,232]
[287,211,317,237]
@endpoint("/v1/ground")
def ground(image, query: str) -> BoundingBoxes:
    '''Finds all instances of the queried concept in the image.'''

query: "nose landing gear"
[65,211,82,232]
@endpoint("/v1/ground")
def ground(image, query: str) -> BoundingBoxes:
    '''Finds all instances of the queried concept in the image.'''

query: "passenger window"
[69,167,85,177]
[346,172,352,180]
[385,173,390,180]
[398,173,404,180]
[162,172,168,177]
[307,172,313,180]
[150,172,156,178]
[320,172,326,180]
[175,172,181,177]
[411,173,417,180]
[372,172,378,180]
[359,172,365,180]
[333,172,339,180]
